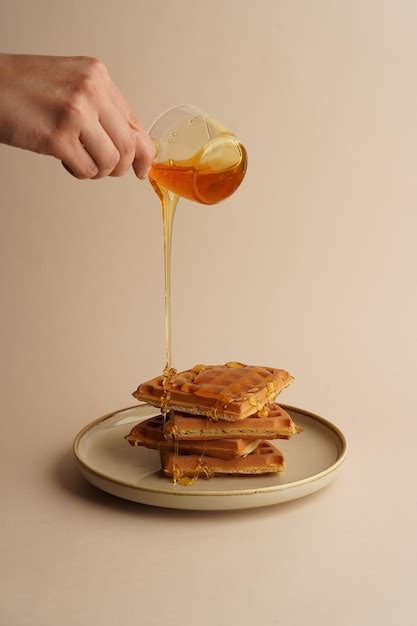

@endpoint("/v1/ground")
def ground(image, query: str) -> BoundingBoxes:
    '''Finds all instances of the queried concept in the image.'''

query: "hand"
[0,53,155,179]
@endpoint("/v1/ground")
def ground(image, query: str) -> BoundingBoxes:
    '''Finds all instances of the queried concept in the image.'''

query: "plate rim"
[73,404,348,498]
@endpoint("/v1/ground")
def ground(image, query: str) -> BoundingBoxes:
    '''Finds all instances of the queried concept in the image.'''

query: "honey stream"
[149,138,247,484]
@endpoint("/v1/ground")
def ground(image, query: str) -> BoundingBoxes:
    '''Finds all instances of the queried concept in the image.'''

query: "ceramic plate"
[73,404,347,510]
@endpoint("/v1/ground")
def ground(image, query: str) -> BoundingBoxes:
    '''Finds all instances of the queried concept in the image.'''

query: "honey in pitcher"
[149,136,247,205]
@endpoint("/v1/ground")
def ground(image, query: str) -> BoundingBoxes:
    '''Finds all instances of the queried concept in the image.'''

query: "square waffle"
[133,362,294,421]
[163,403,302,441]
[160,441,285,479]
[125,416,260,459]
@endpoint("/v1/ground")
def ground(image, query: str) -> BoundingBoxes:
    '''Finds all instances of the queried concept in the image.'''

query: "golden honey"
[149,139,247,205]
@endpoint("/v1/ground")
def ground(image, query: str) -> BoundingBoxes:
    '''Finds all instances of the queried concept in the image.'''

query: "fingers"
[106,82,155,178]
[60,140,99,180]
[80,120,120,179]
[78,99,154,180]
[98,96,138,177]
[60,112,153,181]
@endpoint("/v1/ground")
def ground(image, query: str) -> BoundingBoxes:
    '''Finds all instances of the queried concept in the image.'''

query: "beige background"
[1,1,416,625]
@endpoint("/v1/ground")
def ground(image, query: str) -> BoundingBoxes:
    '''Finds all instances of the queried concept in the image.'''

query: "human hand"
[0,53,155,179]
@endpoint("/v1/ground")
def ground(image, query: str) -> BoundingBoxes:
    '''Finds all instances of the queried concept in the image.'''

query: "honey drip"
[149,136,247,484]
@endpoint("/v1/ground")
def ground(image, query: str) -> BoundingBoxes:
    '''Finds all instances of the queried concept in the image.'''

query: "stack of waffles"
[126,362,302,482]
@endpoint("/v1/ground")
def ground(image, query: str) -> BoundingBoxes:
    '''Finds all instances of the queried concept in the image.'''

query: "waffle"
[161,441,285,479]
[133,362,294,421]
[164,404,302,441]
[125,416,260,459]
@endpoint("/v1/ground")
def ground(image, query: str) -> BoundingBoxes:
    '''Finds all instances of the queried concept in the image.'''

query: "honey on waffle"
[133,362,294,422]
